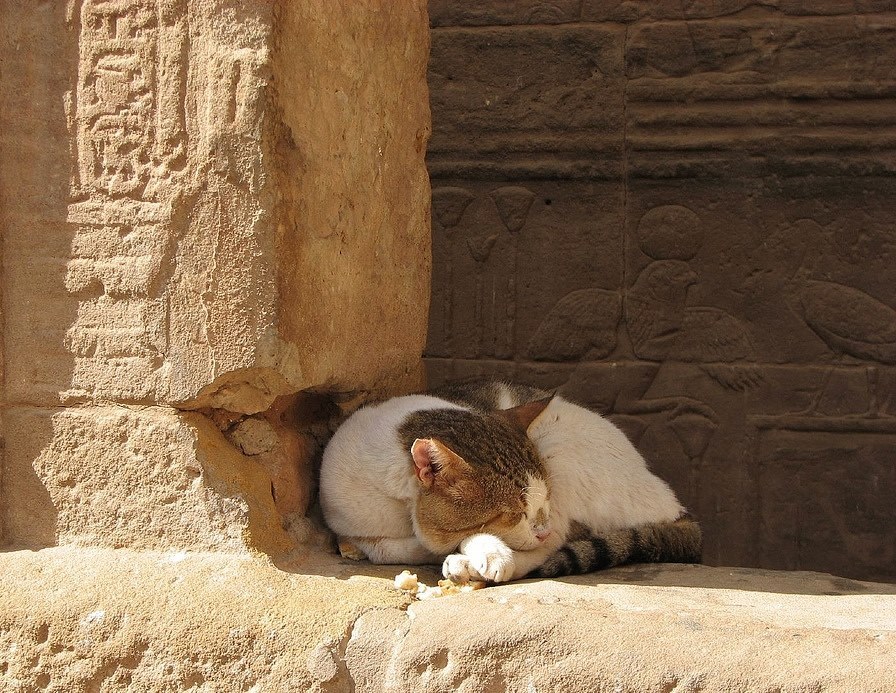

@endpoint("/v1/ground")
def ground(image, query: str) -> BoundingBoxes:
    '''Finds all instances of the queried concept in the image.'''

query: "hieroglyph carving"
[74,0,187,200]
[65,0,188,401]
[429,185,536,360]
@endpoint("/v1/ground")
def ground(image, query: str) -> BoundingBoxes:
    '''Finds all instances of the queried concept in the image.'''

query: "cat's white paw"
[444,534,515,583]
[442,553,481,583]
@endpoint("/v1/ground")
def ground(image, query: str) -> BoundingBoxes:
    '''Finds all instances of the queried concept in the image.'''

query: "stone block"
[2,552,895,691]
[430,0,581,26]
[2,0,430,411]
[582,0,896,22]
[432,0,896,26]
[627,15,896,84]
[428,25,625,178]
[1,0,431,551]
[3,406,295,555]
[756,429,896,582]
[626,15,896,176]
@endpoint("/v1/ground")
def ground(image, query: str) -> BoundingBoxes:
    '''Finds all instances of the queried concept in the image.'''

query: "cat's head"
[401,399,553,554]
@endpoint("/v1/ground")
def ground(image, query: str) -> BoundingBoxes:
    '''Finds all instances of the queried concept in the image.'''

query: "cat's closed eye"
[501,511,524,526]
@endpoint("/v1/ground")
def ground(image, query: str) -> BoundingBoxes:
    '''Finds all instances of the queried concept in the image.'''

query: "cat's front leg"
[443,533,515,583]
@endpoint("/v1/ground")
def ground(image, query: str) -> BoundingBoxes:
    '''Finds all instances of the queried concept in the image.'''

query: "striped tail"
[529,514,702,578]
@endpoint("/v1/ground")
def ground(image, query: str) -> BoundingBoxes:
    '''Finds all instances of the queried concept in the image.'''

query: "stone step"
[2,547,894,691]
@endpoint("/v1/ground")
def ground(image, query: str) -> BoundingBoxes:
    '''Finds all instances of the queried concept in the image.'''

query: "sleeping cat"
[319,380,700,582]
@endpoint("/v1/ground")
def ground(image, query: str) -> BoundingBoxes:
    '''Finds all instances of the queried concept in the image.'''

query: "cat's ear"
[497,394,554,433]
[411,438,470,489]
[411,438,437,488]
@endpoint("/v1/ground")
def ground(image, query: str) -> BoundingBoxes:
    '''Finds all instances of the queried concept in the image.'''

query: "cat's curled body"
[319,381,701,583]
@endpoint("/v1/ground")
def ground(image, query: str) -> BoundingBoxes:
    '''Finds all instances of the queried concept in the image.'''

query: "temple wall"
[425,0,896,582]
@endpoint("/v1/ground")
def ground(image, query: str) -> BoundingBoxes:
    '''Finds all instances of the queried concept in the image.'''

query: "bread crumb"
[439,578,487,594]
[393,570,418,591]
[394,571,486,600]
[416,585,443,600]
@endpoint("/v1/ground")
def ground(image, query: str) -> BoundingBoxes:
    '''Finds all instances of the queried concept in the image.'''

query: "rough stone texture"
[0,1,431,551]
[2,549,895,691]
[2,406,301,555]
[426,1,896,581]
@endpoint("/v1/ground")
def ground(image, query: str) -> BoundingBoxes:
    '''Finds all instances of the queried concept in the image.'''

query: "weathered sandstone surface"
[0,1,431,552]
[3,550,894,691]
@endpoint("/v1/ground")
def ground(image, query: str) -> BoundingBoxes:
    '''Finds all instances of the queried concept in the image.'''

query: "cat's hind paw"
[443,534,515,583]
[337,539,367,561]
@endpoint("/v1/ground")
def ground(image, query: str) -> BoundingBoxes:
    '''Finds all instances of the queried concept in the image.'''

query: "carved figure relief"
[668,307,763,392]
[636,204,703,261]
[429,184,538,360]
[624,259,697,360]
[428,186,476,357]
[627,206,763,391]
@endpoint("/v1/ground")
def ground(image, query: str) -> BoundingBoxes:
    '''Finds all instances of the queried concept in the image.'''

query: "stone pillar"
[0,1,431,555]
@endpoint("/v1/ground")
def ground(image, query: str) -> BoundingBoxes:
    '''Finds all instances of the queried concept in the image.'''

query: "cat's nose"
[535,527,552,542]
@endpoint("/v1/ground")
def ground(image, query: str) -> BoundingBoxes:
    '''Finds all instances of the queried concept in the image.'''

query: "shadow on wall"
[424,1,896,583]
[424,183,896,584]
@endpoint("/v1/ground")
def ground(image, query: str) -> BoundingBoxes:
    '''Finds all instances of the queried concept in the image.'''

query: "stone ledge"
[2,548,894,691]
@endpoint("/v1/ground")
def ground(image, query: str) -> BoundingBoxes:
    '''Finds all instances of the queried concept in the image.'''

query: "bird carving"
[790,280,896,416]
[527,289,621,361]
[624,260,698,361]
[731,221,896,415]
[625,260,761,391]
[796,280,896,364]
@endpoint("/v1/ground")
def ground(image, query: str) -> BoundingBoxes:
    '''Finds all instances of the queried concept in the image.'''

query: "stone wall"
[425,0,896,582]
[0,0,431,555]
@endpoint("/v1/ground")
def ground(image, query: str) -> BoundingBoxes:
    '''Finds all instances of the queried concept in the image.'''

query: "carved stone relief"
[426,3,896,581]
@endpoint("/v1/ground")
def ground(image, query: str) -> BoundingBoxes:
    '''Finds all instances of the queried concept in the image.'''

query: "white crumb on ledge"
[393,570,486,600]
[393,570,418,591]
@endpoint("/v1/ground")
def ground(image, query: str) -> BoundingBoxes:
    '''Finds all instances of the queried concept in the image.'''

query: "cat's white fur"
[320,387,684,583]
[320,395,462,564]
